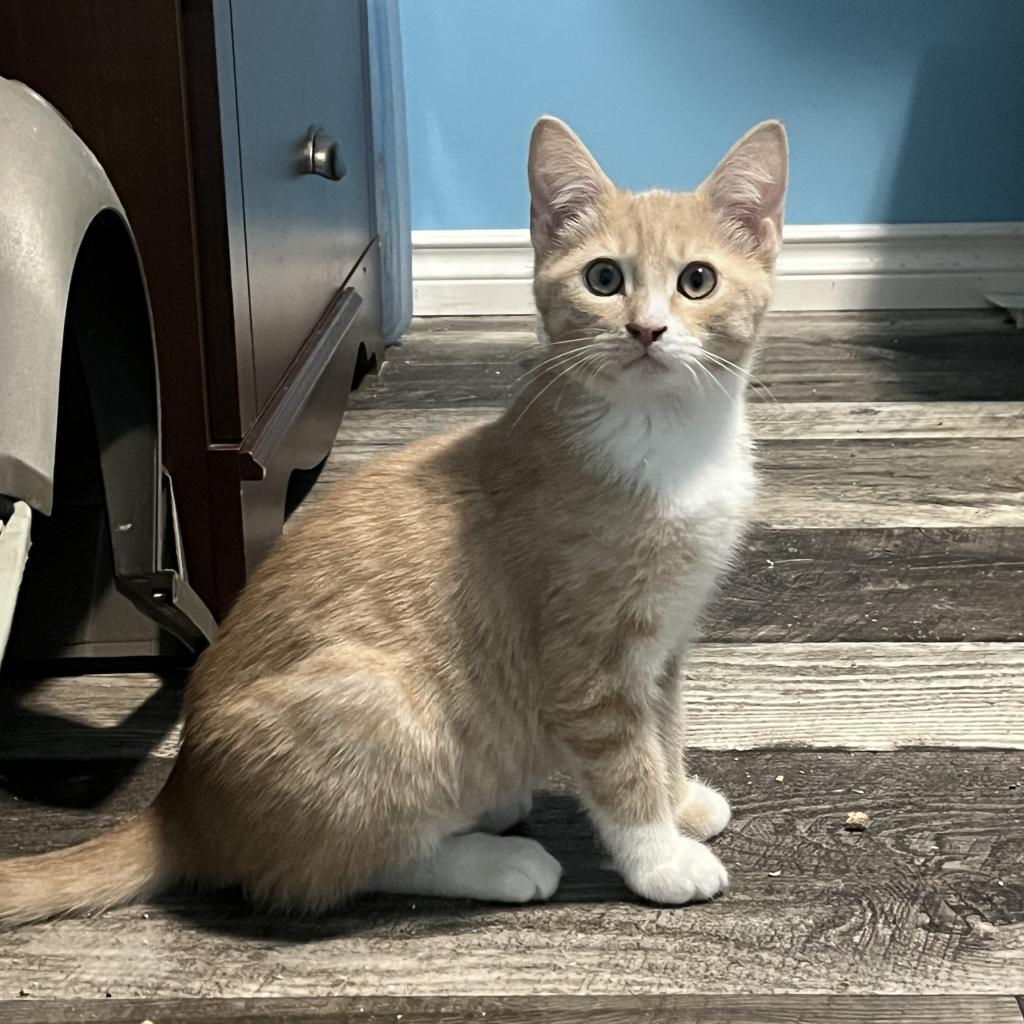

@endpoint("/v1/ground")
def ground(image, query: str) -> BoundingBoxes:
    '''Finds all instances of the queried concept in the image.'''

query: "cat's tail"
[0,805,178,928]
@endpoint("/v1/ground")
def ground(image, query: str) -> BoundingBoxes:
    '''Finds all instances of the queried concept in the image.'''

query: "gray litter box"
[0,78,216,663]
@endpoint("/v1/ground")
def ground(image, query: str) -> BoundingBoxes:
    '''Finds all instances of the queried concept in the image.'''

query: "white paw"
[480,836,563,902]
[677,780,731,841]
[375,833,562,902]
[625,835,728,905]
[474,792,534,834]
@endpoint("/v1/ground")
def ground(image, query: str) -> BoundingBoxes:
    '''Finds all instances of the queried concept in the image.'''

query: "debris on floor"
[845,810,870,831]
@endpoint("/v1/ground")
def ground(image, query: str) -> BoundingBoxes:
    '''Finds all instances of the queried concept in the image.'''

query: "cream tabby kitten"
[0,116,787,924]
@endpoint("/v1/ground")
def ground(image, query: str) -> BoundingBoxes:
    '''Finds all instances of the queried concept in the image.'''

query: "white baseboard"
[412,223,1024,315]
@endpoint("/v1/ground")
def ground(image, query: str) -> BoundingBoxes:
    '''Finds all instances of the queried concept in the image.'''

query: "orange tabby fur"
[0,115,787,924]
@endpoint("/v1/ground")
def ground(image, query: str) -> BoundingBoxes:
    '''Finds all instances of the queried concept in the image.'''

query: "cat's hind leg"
[175,642,556,910]
[374,832,562,903]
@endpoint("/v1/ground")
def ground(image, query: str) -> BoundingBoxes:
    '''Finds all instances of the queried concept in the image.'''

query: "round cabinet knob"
[303,126,347,181]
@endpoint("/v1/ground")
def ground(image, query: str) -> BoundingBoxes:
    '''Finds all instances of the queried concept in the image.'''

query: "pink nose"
[626,323,668,348]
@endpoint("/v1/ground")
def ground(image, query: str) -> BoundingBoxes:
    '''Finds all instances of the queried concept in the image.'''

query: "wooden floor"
[1,311,1023,1023]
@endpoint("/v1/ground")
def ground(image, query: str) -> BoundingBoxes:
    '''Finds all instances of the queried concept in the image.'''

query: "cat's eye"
[584,259,624,296]
[678,262,717,300]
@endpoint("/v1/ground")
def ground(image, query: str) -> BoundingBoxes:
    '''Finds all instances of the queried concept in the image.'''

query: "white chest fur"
[578,384,755,524]
[577,385,755,659]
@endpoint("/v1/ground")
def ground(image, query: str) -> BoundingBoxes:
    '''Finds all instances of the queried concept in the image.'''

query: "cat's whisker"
[515,334,618,386]
[515,334,606,367]
[515,343,602,386]
[510,351,597,429]
[701,350,777,403]
[520,331,604,355]
[550,330,604,343]
[692,360,716,399]
[520,331,606,356]
[519,347,591,376]
[555,352,607,411]
[583,355,611,391]
[517,332,606,363]
[681,362,705,398]
[701,349,746,375]
[697,352,742,386]
[577,352,611,392]
[516,349,593,381]
[693,360,734,404]
[699,352,753,398]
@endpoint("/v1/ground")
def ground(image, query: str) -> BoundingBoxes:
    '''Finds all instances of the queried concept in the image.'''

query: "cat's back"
[286,419,488,561]
[187,421,495,689]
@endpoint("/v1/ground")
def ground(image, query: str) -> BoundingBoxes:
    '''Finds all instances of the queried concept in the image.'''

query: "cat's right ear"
[528,116,613,253]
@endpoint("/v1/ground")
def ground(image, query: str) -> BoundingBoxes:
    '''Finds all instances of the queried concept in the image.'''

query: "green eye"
[678,262,717,300]
[584,258,624,296]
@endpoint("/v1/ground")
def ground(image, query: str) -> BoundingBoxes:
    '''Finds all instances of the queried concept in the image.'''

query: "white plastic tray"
[0,500,31,663]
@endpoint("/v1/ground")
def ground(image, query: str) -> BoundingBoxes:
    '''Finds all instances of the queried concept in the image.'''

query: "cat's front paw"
[676,780,731,841]
[484,836,563,902]
[625,835,728,904]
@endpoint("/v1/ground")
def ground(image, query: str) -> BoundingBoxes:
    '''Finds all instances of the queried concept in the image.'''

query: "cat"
[0,115,787,924]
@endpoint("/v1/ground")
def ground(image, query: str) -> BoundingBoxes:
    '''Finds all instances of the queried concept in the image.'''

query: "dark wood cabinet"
[230,0,375,411]
[1,0,385,625]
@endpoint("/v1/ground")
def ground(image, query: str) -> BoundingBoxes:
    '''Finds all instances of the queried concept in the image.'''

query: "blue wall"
[400,0,1024,229]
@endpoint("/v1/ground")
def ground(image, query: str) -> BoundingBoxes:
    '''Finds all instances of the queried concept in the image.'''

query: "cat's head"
[528,117,787,401]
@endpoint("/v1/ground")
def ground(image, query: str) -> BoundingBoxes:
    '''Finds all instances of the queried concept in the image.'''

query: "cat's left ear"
[699,120,788,263]
[528,116,614,253]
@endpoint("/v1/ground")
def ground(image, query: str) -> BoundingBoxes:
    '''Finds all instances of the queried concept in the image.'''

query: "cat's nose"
[626,323,668,348]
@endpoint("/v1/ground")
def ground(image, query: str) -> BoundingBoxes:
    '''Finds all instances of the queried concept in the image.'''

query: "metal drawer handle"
[303,125,347,181]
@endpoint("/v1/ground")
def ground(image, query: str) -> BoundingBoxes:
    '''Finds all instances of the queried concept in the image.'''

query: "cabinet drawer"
[230,0,372,411]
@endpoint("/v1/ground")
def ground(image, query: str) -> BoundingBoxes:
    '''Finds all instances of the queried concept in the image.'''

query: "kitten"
[0,116,787,924]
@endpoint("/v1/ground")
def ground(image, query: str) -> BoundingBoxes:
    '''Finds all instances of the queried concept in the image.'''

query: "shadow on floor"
[155,790,647,942]
[0,663,186,807]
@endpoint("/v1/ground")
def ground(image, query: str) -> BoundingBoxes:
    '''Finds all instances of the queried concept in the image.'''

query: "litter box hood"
[0,76,216,655]
[0,77,123,514]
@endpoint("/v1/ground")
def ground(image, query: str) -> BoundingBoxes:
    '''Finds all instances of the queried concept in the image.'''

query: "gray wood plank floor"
[1,311,1023,1020]
[1,995,1022,1024]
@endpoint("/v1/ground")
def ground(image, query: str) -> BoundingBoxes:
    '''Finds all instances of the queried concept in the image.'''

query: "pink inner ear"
[727,177,785,242]
[528,118,613,247]
[703,125,788,256]
[531,171,601,238]
[710,165,785,249]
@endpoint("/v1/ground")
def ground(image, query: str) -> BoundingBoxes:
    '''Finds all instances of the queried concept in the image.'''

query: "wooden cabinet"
[230,0,374,410]
[0,0,385,624]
